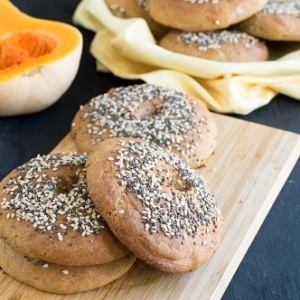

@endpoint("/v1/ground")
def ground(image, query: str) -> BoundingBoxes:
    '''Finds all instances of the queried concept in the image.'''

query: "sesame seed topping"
[109,4,126,18]
[1,152,105,241]
[138,0,149,10]
[261,1,300,16]
[62,269,69,275]
[109,0,149,16]
[112,139,220,240]
[184,0,219,4]
[81,84,208,160]
[179,30,259,52]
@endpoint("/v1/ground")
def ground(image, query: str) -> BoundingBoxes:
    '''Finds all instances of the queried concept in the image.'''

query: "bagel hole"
[160,166,190,192]
[173,178,187,191]
[55,175,79,194]
[171,173,190,192]
[134,103,157,118]
[131,99,162,119]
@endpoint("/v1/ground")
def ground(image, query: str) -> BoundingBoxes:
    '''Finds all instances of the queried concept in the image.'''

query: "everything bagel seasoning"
[138,0,149,9]
[113,139,221,240]
[74,84,209,158]
[184,0,219,4]
[109,4,126,17]
[261,0,300,16]
[1,152,105,241]
[179,30,259,51]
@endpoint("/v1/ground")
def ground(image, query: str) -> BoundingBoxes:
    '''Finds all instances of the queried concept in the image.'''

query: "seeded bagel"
[0,239,136,294]
[86,138,224,273]
[159,29,269,62]
[71,84,217,169]
[104,0,169,39]
[148,0,268,32]
[0,152,129,266]
[235,0,300,41]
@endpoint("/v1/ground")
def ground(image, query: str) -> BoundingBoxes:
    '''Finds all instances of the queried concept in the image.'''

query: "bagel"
[148,0,268,32]
[0,239,136,294]
[159,29,269,62]
[86,137,224,273]
[71,84,217,169]
[0,152,129,266]
[235,0,300,41]
[104,0,169,39]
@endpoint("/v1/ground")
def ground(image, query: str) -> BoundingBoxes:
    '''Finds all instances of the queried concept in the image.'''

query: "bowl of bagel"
[73,0,300,114]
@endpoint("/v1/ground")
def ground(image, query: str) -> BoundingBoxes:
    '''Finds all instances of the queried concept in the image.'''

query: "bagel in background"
[159,29,269,62]
[71,84,217,169]
[104,0,169,39]
[148,0,268,32]
[235,0,300,41]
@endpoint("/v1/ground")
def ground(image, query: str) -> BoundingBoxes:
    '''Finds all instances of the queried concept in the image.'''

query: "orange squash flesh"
[0,0,82,81]
[0,31,58,71]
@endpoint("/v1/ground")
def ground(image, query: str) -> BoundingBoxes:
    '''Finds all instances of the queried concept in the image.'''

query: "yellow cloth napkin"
[73,0,300,114]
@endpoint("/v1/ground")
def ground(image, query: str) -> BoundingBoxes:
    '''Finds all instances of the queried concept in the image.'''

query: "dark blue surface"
[1,1,300,299]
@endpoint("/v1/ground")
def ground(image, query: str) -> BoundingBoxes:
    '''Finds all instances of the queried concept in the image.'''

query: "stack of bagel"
[0,84,224,294]
[105,0,300,62]
[0,152,136,294]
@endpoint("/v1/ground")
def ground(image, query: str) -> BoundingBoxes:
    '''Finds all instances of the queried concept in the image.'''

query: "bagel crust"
[148,0,268,32]
[235,0,300,41]
[0,239,136,294]
[159,30,269,62]
[104,0,169,39]
[0,152,129,266]
[71,84,217,168]
[86,138,224,273]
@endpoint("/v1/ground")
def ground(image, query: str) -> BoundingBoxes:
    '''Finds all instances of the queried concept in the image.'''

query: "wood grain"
[1,113,300,300]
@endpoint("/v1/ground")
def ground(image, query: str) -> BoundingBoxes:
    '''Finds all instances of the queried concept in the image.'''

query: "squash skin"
[0,1,83,116]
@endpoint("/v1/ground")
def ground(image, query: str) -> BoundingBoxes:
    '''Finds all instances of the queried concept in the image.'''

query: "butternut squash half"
[0,1,83,116]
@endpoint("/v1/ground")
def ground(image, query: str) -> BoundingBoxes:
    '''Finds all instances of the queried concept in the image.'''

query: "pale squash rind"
[0,45,82,116]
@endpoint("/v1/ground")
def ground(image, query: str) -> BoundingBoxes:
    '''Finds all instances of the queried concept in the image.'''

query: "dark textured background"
[1,1,300,298]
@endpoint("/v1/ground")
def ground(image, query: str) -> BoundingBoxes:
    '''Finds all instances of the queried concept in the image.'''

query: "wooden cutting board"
[1,113,300,300]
